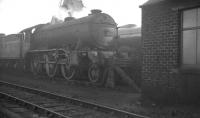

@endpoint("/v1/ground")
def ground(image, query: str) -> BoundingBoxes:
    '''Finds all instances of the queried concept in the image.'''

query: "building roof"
[141,0,166,7]
[118,27,141,38]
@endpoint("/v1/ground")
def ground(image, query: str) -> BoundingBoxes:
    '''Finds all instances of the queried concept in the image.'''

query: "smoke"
[0,0,3,9]
[60,0,84,17]
[50,16,63,24]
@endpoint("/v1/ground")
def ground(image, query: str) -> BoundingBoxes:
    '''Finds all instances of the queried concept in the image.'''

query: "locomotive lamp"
[115,26,120,53]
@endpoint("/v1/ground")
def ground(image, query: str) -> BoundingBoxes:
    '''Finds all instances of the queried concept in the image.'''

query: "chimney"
[64,17,75,22]
[89,9,102,15]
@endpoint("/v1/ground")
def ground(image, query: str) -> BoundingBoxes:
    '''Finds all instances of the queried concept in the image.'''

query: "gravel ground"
[0,69,200,118]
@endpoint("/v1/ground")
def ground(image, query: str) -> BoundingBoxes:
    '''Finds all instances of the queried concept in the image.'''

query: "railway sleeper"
[0,81,150,118]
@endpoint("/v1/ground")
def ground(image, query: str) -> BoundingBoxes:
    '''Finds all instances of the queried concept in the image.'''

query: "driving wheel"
[30,56,40,75]
[61,55,76,80]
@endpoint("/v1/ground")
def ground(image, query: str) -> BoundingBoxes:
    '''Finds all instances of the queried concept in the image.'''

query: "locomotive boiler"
[21,9,117,84]
[32,11,116,51]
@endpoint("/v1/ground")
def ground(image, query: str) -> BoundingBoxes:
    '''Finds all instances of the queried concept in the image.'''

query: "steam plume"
[60,0,84,17]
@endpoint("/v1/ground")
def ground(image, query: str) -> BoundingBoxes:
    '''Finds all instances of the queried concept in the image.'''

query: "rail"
[0,80,150,118]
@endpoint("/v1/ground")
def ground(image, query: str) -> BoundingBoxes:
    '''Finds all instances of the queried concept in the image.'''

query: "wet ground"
[0,69,200,118]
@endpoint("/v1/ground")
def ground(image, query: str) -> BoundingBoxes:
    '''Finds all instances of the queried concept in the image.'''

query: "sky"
[0,0,148,34]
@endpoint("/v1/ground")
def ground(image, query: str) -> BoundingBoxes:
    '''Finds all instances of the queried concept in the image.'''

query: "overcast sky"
[0,0,148,34]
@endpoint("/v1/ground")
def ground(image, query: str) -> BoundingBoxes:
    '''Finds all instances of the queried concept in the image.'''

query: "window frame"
[181,7,200,73]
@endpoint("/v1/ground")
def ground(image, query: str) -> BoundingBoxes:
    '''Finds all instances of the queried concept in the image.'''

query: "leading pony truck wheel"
[88,63,104,84]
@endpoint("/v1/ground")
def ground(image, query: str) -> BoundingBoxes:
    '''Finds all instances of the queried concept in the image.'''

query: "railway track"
[0,97,43,118]
[0,81,150,118]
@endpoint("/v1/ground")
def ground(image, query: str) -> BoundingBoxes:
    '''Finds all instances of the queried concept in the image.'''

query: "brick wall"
[141,0,200,103]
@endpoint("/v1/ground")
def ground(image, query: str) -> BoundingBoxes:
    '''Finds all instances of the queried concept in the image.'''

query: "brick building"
[141,0,200,102]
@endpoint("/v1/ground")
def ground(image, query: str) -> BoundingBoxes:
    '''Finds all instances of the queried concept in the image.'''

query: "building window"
[182,8,200,65]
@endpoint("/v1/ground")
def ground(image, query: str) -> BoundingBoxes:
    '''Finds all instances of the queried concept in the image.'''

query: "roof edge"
[140,0,166,8]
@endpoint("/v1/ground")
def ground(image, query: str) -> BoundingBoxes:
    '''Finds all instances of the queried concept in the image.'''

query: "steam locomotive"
[0,10,135,86]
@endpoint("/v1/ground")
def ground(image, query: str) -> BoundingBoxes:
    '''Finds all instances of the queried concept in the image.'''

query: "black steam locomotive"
[0,9,141,89]
[0,10,120,84]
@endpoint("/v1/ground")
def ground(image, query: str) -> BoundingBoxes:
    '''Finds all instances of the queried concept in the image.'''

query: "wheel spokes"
[88,64,100,83]
[31,57,39,75]
[45,55,57,78]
